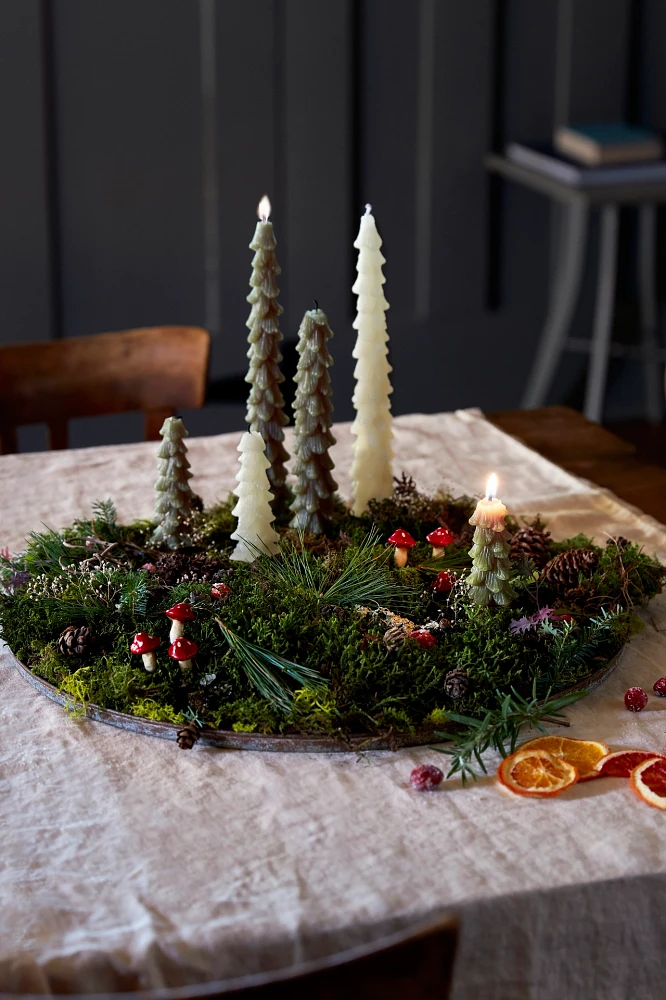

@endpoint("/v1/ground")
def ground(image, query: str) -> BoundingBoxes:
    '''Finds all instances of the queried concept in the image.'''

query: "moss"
[2,487,664,738]
[130,698,185,724]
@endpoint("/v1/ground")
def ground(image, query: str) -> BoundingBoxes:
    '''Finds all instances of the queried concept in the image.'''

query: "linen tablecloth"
[2,409,666,999]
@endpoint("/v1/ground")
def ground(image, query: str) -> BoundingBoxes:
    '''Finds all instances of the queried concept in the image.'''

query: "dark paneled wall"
[0,0,664,447]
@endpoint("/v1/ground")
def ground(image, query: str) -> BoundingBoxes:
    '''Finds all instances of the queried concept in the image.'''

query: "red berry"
[211,583,231,599]
[624,687,648,712]
[410,628,437,649]
[432,571,455,594]
[410,764,443,791]
[653,678,666,697]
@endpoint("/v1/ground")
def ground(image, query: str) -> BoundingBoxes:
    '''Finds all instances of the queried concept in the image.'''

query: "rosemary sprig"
[214,617,328,713]
[432,682,587,784]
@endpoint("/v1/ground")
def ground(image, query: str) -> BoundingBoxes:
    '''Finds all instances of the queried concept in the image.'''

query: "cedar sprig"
[432,682,587,784]
[214,616,328,713]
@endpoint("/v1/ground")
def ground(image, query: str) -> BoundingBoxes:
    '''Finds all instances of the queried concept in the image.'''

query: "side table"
[486,153,666,424]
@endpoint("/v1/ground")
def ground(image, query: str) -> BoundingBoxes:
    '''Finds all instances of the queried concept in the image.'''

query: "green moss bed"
[1,481,664,743]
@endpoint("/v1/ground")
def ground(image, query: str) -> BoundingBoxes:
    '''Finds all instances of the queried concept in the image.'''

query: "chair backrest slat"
[0,326,210,454]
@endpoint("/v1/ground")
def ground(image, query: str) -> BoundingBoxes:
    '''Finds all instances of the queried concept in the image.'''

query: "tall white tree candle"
[350,205,394,515]
[230,431,280,562]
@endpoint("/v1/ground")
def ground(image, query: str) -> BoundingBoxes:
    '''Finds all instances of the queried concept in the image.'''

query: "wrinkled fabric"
[2,409,666,998]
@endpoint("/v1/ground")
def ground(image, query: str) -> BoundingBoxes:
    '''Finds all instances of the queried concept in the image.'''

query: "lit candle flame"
[486,473,498,500]
[257,195,271,222]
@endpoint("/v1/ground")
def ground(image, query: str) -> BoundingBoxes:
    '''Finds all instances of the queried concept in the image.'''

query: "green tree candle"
[467,475,517,606]
[150,416,198,550]
[245,196,290,514]
[289,306,338,534]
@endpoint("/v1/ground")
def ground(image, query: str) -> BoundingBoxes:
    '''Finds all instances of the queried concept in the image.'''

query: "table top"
[3,408,666,997]
[486,153,666,205]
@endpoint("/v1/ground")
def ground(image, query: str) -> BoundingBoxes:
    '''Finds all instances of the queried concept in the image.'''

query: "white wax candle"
[350,205,394,515]
[230,431,280,562]
[469,474,509,533]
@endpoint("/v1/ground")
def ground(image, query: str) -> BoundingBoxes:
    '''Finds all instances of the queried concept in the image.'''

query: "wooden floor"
[489,406,666,527]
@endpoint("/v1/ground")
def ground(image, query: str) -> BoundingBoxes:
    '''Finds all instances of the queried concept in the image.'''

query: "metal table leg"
[638,203,663,424]
[584,204,619,423]
[522,198,588,409]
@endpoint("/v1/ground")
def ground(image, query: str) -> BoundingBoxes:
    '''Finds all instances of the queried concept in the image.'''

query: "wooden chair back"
[0,326,210,453]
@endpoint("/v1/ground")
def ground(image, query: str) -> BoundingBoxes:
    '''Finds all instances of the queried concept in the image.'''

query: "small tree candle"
[289,305,338,534]
[230,431,280,563]
[150,416,198,550]
[467,475,517,607]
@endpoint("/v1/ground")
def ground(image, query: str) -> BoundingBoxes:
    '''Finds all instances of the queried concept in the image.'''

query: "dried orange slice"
[519,735,609,781]
[596,749,666,779]
[498,749,578,798]
[630,758,666,809]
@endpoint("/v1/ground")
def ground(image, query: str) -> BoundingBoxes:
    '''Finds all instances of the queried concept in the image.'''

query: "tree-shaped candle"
[230,430,280,562]
[350,204,393,515]
[150,416,198,549]
[245,195,290,513]
[466,474,517,606]
[289,305,338,534]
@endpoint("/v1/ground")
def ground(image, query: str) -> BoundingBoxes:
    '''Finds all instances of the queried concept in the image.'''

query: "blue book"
[554,123,663,165]
[506,142,666,188]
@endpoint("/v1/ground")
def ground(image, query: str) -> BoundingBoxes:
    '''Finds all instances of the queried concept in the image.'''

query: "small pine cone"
[509,526,551,569]
[320,604,345,620]
[176,722,200,750]
[444,667,469,701]
[383,623,413,649]
[606,536,630,551]
[541,548,598,594]
[58,625,94,656]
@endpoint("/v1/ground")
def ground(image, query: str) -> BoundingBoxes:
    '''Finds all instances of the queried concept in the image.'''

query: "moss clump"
[1,488,663,740]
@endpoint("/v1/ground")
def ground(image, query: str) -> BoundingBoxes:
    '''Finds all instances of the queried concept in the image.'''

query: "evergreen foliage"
[150,417,198,550]
[290,308,338,534]
[1,486,663,741]
[245,216,290,512]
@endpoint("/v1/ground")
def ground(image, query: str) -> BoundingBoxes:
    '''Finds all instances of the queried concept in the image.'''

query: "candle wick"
[313,299,319,309]
[364,203,372,215]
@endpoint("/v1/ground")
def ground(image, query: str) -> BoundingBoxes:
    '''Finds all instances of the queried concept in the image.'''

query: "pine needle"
[214,617,328,713]
[246,527,416,609]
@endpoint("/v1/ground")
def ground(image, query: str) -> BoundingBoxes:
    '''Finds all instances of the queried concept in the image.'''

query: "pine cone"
[383,623,414,649]
[541,548,598,594]
[509,526,551,569]
[58,625,94,656]
[444,667,469,701]
[176,722,200,750]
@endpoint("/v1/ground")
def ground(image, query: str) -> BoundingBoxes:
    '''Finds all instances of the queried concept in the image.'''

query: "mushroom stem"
[142,651,157,672]
[394,546,408,568]
[169,620,184,643]
[431,546,445,559]
[179,658,193,671]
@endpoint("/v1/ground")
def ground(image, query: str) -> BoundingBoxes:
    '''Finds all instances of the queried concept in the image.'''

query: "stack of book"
[507,123,666,187]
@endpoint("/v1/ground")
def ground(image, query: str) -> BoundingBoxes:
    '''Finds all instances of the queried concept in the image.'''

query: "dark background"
[1,0,665,450]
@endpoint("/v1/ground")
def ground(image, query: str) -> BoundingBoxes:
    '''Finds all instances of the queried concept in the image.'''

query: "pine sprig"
[214,616,328,713]
[540,606,622,679]
[248,527,415,609]
[432,682,587,784]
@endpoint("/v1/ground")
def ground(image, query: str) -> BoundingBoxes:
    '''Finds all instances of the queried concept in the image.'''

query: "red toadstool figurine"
[211,583,231,599]
[165,601,196,642]
[168,636,199,672]
[387,528,417,568]
[426,525,455,559]
[130,632,161,672]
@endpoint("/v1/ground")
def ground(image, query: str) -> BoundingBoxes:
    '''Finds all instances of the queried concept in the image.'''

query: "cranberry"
[432,571,455,594]
[410,764,443,791]
[211,584,231,599]
[653,678,666,697]
[624,687,649,712]
[410,629,437,649]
